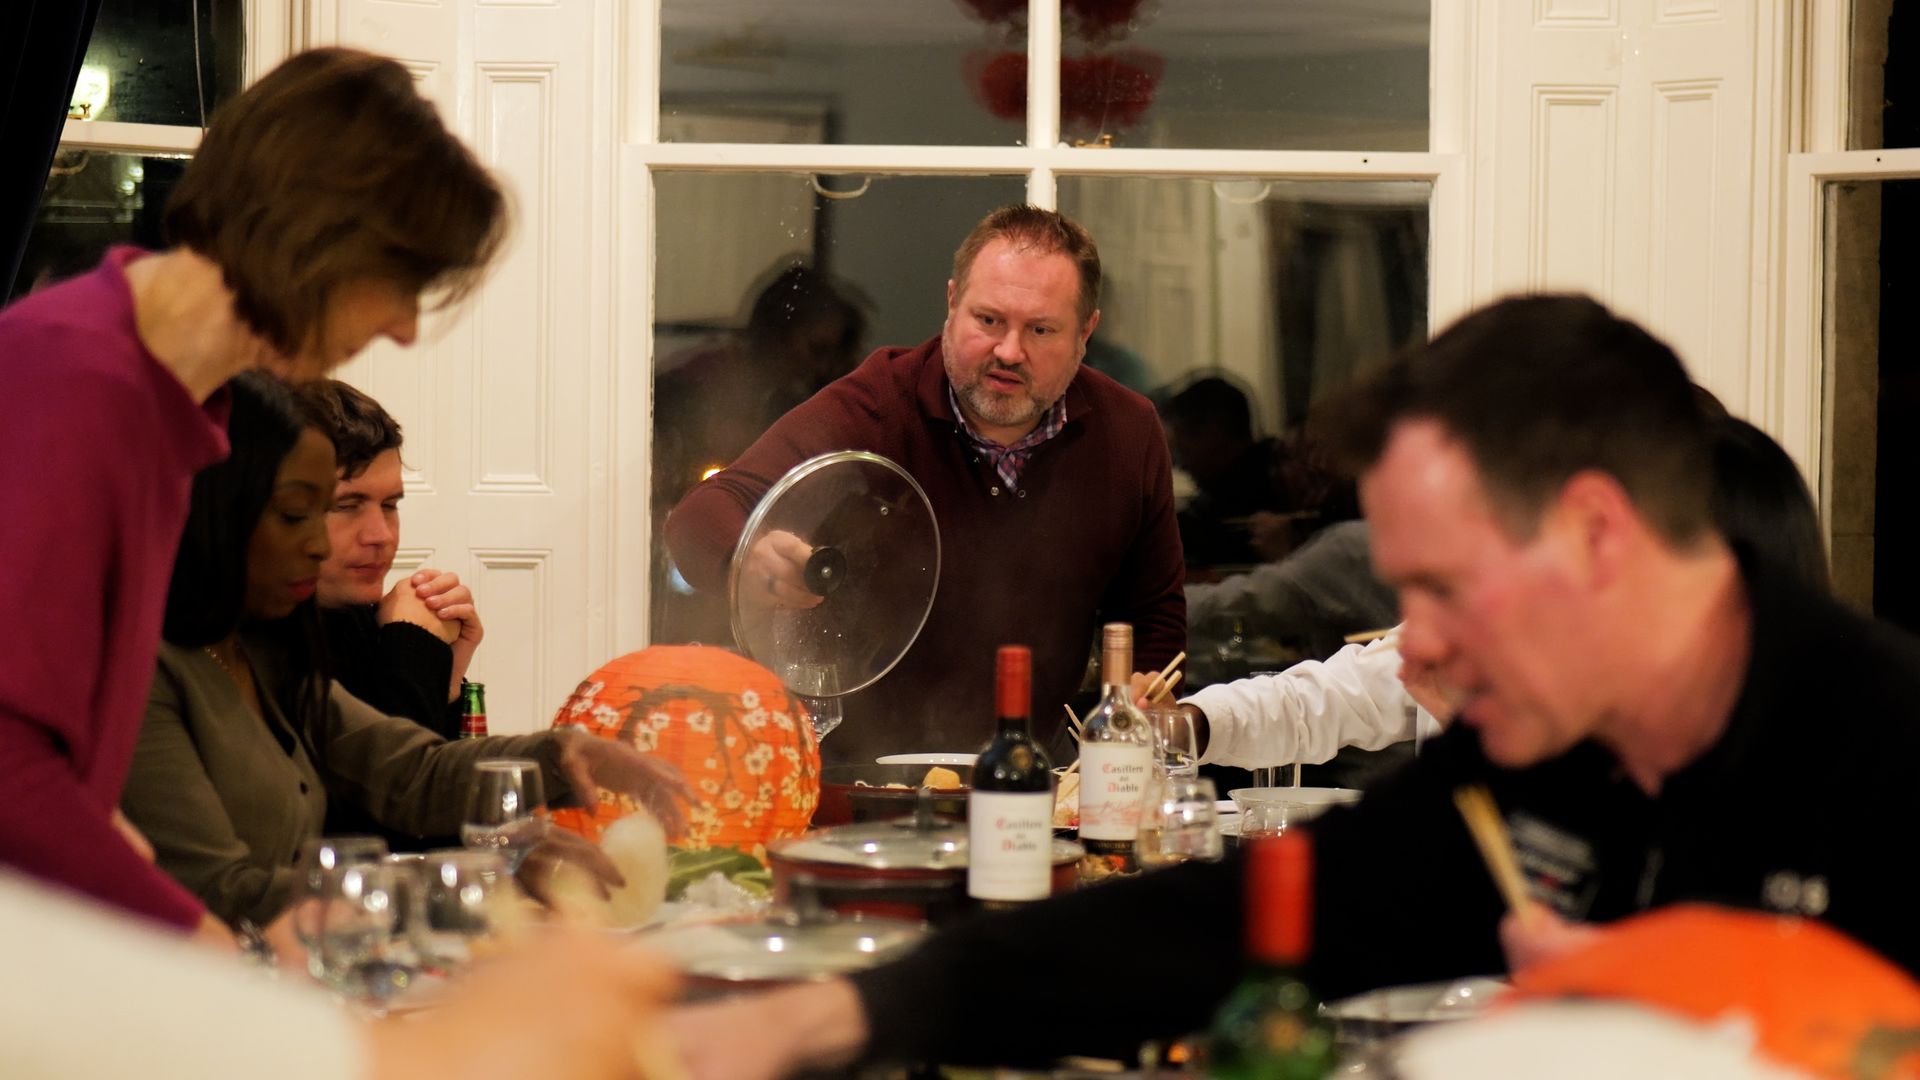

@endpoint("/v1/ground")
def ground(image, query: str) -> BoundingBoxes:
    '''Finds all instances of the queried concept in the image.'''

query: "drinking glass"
[290,835,389,982]
[1237,796,1294,839]
[315,862,407,1008]
[1144,705,1199,778]
[1138,775,1223,868]
[461,758,546,872]
[413,849,516,975]
[379,853,427,974]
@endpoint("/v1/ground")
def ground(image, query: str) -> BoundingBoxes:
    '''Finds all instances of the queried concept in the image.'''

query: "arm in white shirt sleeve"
[1185,635,1442,769]
[0,871,366,1080]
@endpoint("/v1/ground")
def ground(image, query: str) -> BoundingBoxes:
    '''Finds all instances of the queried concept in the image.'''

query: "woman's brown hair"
[165,47,508,359]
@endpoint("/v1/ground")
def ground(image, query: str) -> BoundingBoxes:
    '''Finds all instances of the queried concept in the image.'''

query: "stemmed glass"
[291,835,389,983]
[315,862,408,1009]
[413,849,517,975]
[461,759,546,873]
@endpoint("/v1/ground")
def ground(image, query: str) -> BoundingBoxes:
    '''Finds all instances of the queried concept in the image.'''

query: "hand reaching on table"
[553,728,694,835]
[517,826,627,908]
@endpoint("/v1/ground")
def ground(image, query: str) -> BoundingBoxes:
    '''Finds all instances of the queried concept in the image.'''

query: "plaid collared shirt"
[948,385,1069,491]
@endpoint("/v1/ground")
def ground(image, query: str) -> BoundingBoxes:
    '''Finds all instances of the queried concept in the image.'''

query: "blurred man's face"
[941,238,1097,445]
[1363,420,1606,767]
[317,448,404,608]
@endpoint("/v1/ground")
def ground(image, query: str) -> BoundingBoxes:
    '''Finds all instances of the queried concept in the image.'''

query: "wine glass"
[1138,775,1223,869]
[291,835,389,982]
[461,758,547,872]
[315,862,407,1009]
[1144,705,1199,778]
[413,849,517,975]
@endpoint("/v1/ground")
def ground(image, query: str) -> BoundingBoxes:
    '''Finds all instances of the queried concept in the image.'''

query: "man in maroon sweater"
[666,206,1186,764]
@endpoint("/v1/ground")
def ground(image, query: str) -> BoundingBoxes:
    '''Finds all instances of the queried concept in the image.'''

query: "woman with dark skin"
[122,374,688,947]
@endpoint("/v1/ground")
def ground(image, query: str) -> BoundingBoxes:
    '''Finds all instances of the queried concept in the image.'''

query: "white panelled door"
[323,0,613,735]
[1481,0,1756,412]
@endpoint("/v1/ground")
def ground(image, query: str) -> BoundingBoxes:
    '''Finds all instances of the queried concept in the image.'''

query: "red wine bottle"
[968,645,1055,906]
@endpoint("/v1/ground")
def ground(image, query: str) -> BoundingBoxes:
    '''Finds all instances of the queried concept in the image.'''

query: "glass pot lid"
[728,451,939,702]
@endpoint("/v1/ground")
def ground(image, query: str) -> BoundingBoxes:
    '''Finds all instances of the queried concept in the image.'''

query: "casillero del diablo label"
[968,791,1054,901]
[1077,743,1151,841]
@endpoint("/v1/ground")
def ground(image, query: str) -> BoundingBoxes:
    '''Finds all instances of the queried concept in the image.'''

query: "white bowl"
[1227,786,1362,822]
[875,753,978,767]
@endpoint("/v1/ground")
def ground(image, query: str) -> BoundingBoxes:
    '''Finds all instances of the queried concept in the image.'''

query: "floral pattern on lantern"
[547,645,820,862]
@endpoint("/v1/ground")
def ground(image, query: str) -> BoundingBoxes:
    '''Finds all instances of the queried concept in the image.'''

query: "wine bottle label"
[1077,743,1152,841]
[967,791,1055,901]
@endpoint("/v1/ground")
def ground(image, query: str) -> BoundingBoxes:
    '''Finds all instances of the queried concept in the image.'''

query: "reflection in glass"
[10,151,191,303]
[649,172,1026,645]
[1057,175,1426,689]
[660,1,1427,152]
[75,0,244,128]
[1822,178,1920,629]
[661,0,1024,146]
[1048,1,1430,150]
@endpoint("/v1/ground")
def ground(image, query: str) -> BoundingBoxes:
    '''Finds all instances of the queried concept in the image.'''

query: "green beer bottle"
[459,682,489,739]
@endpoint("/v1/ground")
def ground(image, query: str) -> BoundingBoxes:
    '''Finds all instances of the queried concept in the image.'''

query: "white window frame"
[613,0,1471,646]
[52,0,298,157]
[622,0,1471,319]
[1778,0,1920,524]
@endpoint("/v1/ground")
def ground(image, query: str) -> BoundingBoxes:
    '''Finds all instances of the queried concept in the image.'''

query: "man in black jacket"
[298,380,482,737]
[661,294,1920,1078]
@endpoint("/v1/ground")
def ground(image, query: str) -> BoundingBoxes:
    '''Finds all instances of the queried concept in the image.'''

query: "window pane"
[1848,0,1918,150]
[661,0,1025,146]
[10,151,190,303]
[1056,1,1429,150]
[650,172,1027,644]
[1057,175,1428,679]
[74,0,244,127]
[1823,178,1920,630]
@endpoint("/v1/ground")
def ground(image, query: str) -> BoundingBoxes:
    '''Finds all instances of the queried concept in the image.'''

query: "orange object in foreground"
[546,645,820,860]
[1510,904,1920,1079]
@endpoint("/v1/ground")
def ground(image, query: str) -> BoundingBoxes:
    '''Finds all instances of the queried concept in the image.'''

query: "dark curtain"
[0,0,103,298]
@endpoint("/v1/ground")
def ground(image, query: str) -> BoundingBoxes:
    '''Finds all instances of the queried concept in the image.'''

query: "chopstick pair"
[1141,650,1186,705]
[1451,784,1540,928]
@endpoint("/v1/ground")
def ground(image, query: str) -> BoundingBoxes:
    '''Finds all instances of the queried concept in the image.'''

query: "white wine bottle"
[1075,622,1153,880]
[968,645,1055,907]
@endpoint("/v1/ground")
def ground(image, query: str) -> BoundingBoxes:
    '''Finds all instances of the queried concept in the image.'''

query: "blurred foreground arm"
[0,868,678,1080]
[669,979,868,1080]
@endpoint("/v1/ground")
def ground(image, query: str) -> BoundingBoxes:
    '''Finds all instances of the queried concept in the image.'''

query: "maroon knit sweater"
[666,337,1186,765]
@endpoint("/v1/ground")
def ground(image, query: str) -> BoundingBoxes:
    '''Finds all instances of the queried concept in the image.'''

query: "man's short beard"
[959,382,1044,428]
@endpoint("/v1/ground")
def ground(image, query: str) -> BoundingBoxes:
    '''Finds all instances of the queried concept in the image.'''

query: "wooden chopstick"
[1452,785,1537,927]
[1148,671,1183,704]
[1344,626,1399,645]
[1140,651,1187,703]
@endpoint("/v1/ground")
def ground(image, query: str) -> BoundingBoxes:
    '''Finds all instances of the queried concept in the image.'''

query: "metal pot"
[813,762,972,827]
[771,796,1081,925]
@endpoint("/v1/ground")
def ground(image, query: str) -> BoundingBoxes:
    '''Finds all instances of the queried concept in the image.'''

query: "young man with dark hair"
[664,294,1920,1078]
[297,380,482,737]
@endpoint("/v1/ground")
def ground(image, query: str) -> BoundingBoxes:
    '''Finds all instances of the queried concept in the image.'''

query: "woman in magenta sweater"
[0,48,506,943]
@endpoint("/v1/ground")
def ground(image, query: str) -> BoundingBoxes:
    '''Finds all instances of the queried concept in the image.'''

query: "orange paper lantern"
[547,645,820,861]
